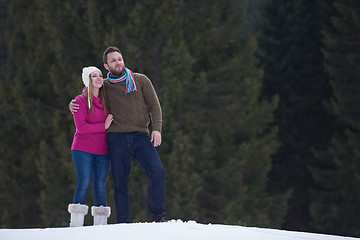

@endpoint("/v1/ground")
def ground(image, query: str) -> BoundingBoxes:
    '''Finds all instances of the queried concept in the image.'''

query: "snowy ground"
[0,220,358,240]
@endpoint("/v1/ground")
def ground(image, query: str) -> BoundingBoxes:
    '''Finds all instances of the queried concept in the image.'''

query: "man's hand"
[69,99,79,114]
[151,130,162,147]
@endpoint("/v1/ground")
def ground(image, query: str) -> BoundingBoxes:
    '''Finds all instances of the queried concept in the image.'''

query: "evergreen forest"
[0,0,359,238]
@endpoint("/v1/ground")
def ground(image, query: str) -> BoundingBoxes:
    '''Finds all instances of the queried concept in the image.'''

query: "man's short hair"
[103,46,122,64]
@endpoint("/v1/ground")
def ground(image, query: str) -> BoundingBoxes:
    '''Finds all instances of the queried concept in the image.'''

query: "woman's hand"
[105,114,114,129]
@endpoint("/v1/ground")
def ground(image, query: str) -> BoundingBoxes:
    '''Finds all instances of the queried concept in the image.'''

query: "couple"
[68,46,166,227]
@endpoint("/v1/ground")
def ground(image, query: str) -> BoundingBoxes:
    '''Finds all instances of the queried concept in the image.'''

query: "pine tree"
[256,0,336,231]
[179,0,288,227]
[1,0,289,227]
[0,0,43,228]
[0,0,99,227]
[309,0,360,237]
[159,39,205,220]
[31,0,99,226]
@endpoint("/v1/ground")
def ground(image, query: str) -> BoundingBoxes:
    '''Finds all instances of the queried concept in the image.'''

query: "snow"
[0,220,358,240]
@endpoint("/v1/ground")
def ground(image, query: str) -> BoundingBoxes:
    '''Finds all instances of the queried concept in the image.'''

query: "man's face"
[104,51,125,76]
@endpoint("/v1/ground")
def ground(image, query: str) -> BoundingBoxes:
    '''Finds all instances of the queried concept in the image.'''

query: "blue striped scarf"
[107,68,138,94]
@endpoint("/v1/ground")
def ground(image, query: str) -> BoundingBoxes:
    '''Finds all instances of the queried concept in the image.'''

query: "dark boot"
[153,215,166,222]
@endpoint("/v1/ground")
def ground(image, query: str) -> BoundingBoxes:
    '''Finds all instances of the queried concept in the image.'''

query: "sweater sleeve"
[73,95,106,133]
[141,75,162,133]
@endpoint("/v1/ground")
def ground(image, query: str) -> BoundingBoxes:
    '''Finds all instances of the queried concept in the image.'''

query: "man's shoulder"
[134,72,148,79]
[134,72,151,85]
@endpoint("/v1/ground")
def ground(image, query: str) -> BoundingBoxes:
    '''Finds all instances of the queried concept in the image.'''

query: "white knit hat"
[82,66,101,109]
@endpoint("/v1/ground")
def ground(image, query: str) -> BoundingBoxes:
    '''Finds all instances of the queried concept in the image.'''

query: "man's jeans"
[108,132,166,223]
[72,150,110,206]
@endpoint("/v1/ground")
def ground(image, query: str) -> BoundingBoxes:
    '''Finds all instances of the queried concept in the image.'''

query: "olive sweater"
[104,72,162,135]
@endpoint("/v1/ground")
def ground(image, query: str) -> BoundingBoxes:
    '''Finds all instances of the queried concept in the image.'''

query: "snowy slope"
[0,220,358,240]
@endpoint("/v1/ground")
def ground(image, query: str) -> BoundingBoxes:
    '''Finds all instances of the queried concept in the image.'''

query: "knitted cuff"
[91,206,111,217]
[68,203,89,215]
[152,122,162,133]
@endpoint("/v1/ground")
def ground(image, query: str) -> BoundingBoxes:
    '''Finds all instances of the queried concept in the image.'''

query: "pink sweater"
[71,94,108,155]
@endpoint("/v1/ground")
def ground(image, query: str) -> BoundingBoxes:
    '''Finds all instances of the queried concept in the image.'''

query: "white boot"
[68,203,89,227]
[91,206,111,225]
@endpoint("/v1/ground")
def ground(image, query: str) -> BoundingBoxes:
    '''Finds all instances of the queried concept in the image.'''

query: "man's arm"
[141,75,162,132]
[140,75,162,147]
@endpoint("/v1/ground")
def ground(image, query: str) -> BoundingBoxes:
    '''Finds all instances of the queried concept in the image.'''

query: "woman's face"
[90,70,103,89]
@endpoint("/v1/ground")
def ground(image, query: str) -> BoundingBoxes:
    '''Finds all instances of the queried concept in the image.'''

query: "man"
[69,46,166,223]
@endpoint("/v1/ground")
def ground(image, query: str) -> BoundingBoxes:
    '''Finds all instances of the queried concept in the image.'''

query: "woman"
[68,66,113,227]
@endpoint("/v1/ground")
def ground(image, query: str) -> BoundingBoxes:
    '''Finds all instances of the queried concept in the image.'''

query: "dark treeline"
[0,0,358,238]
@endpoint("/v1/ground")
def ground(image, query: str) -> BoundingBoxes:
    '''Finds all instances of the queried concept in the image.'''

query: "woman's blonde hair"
[84,75,108,115]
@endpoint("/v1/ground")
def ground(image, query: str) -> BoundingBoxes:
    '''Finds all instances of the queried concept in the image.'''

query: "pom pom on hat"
[81,66,101,109]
